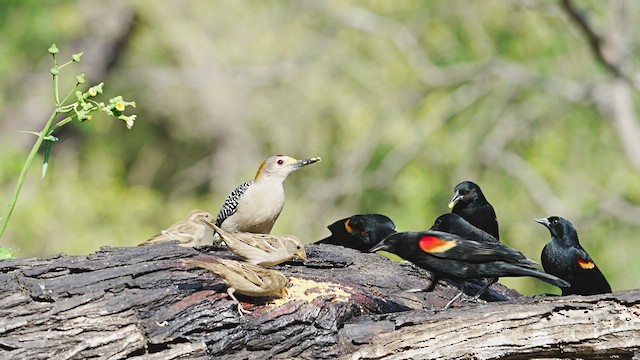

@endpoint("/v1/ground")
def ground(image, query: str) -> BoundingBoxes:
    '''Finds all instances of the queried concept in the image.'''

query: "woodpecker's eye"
[277,159,284,165]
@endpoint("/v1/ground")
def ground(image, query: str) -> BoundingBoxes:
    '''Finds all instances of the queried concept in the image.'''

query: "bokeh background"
[1,0,639,295]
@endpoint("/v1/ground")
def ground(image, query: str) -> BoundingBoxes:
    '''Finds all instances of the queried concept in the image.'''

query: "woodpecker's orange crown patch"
[418,235,456,253]
[577,258,595,269]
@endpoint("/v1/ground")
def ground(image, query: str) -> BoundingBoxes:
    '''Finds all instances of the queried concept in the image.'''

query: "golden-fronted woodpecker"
[214,154,321,234]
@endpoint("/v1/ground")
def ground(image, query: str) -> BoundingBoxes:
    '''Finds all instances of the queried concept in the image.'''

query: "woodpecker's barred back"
[215,181,252,227]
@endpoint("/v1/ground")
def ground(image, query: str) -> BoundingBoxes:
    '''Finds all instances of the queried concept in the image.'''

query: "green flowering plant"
[0,44,137,246]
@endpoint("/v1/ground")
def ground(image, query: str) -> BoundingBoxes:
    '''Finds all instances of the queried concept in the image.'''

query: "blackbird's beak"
[369,241,388,253]
[448,191,462,209]
[533,217,551,227]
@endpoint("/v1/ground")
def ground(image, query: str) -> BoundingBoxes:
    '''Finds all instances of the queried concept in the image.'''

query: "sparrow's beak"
[296,249,308,262]
[533,217,550,227]
[293,157,321,168]
[448,191,462,209]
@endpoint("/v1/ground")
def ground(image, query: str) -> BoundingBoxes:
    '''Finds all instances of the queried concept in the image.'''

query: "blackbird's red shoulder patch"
[577,258,595,269]
[419,235,456,253]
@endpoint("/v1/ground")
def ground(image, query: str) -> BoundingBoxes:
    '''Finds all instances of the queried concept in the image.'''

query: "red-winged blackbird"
[318,214,396,252]
[370,230,569,305]
[535,216,611,296]
[448,181,500,240]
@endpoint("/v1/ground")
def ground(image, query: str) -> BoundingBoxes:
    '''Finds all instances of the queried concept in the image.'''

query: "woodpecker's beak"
[533,217,550,227]
[448,191,462,209]
[293,157,321,168]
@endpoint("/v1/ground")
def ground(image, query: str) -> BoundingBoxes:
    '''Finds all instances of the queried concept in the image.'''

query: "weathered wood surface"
[343,290,640,359]
[0,243,637,359]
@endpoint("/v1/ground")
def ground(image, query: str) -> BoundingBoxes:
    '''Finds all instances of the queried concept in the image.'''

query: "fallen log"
[0,243,637,359]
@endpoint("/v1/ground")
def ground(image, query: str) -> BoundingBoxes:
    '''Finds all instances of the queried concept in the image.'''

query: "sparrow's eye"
[296,245,301,249]
[277,159,284,165]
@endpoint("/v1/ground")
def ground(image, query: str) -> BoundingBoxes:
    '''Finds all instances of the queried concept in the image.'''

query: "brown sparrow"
[203,220,306,266]
[143,210,214,247]
[182,257,288,315]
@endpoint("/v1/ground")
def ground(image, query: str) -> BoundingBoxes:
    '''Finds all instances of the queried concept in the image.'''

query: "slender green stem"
[52,59,60,106]
[0,110,59,238]
[50,114,79,134]
[59,83,80,106]
[58,60,73,69]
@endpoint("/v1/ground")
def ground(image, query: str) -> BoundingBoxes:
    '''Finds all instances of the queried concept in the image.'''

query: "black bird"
[430,213,537,294]
[535,216,611,296]
[318,214,397,252]
[448,181,500,240]
[430,213,499,244]
[370,230,569,307]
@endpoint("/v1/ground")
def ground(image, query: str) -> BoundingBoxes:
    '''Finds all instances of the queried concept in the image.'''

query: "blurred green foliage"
[1,0,639,296]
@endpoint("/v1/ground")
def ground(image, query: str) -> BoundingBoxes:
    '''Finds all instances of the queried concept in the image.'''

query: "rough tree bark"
[0,243,638,359]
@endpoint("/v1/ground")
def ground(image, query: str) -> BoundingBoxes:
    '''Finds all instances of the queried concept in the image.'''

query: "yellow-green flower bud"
[48,43,59,55]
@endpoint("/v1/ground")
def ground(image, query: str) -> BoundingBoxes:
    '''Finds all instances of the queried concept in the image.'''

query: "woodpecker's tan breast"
[220,180,285,234]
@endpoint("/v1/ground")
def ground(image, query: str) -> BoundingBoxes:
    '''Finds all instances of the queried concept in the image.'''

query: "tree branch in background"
[559,0,626,84]
[560,0,640,172]
[559,0,639,87]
